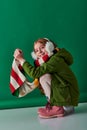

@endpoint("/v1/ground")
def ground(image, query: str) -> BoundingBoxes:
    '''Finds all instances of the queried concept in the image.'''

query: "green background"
[0,0,87,109]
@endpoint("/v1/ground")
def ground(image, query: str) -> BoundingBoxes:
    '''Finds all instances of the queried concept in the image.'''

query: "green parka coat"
[22,48,79,106]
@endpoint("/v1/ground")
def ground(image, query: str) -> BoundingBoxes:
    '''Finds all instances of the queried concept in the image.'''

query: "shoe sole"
[38,109,75,116]
[38,113,64,119]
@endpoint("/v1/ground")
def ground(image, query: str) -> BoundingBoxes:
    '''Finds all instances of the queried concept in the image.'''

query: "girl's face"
[34,42,48,59]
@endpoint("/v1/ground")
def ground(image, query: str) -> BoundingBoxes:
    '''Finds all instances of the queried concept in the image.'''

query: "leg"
[38,74,52,114]
[39,73,52,101]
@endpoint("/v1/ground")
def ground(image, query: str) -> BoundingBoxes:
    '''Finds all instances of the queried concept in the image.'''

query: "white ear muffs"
[45,41,54,56]
[31,51,37,60]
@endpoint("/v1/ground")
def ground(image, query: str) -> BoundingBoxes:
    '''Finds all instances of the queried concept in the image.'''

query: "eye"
[40,46,45,49]
[34,49,38,53]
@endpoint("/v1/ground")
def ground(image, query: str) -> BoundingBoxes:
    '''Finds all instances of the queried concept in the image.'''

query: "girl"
[14,38,79,118]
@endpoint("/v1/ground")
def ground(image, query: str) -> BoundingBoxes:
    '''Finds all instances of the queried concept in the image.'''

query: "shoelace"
[46,102,52,111]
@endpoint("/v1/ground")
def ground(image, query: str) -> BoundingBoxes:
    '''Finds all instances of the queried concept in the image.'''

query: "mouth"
[39,53,45,57]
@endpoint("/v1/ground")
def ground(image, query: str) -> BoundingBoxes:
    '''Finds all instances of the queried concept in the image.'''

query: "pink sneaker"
[38,102,51,114]
[38,107,46,114]
[39,106,65,119]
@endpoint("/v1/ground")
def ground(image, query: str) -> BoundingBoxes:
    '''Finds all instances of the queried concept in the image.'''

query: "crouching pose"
[14,38,79,118]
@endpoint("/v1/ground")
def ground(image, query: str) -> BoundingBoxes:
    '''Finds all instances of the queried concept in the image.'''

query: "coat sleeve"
[22,53,66,79]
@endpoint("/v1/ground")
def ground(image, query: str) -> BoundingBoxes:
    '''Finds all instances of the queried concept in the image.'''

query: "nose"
[38,48,42,53]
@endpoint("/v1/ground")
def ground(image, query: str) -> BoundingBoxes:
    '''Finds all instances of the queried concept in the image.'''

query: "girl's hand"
[13,48,24,62]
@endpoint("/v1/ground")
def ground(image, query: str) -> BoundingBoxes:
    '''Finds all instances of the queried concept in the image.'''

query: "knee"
[39,74,51,84]
[39,75,46,84]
